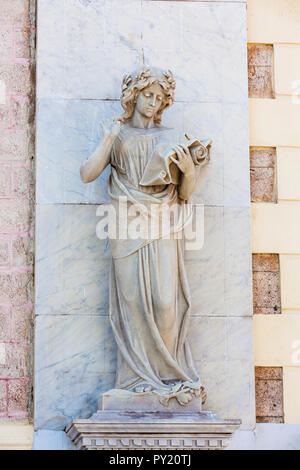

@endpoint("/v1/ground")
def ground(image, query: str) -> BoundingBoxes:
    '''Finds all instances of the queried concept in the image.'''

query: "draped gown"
[108,123,203,406]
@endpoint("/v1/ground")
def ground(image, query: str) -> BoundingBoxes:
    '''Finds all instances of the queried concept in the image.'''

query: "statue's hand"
[100,120,121,140]
[170,145,195,177]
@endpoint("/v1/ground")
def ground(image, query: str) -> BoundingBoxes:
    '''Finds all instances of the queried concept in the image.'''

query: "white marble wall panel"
[36,205,111,316]
[186,206,252,317]
[189,317,255,429]
[37,0,247,103]
[36,99,120,204]
[35,0,253,438]
[196,360,255,429]
[35,315,117,430]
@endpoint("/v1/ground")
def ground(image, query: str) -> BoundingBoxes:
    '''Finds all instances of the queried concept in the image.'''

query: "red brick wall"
[0,0,35,421]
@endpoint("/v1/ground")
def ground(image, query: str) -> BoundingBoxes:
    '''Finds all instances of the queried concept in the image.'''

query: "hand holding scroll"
[170,145,195,177]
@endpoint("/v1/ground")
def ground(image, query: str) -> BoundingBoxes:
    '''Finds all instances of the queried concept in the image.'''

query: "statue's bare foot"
[176,391,193,406]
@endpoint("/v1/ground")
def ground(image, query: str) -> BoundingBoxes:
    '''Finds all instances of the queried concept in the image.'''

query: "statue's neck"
[131,111,156,129]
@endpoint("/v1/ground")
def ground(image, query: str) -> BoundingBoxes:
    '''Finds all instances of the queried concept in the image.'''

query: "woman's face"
[135,82,164,120]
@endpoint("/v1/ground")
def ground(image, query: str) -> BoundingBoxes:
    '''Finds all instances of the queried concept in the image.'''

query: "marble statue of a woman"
[80,67,209,408]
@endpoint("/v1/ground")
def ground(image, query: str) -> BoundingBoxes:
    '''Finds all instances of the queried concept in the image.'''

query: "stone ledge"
[100,388,203,413]
[66,411,241,450]
[0,424,33,450]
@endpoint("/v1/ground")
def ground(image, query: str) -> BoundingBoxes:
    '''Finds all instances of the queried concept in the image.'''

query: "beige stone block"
[247,0,300,44]
[0,424,33,450]
[249,99,300,148]
[280,255,300,309]
[251,203,300,254]
[282,310,300,316]
[274,45,300,97]
[277,148,300,201]
[283,367,300,424]
[254,315,300,367]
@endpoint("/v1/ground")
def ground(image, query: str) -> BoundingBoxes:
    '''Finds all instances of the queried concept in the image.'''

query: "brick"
[12,166,32,199]
[0,240,9,266]
[0,103,10,131]
[0,64,31,95]
[0,27,13,59]
[0,343,30,378]
[252,254,279,273]
[15,28,31,60]
[250,149,277,201]
[250,147,275,169]
[11,305,32,342]
[253,271,281,314]
[0,165,11,198]
[250,167,275,202]
[254,307,279,315]
[252,254,281,315]
[255,366,282,380]
[0,306,10,342]
[0,199,31,231]
[248,45,274,99]
[12,235,33,267]
[0,381,7,413]
[255,373,284,419]
[7,379,30,413]
[0,273,33,306]
[257,416,284,423]
[248,44,273,67]
[11,96,30,129]
[0,129,30,161]
[248,65,274,99]
[0,0,30,25]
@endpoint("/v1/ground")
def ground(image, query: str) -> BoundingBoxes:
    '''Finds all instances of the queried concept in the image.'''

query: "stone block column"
[0,0,35,450]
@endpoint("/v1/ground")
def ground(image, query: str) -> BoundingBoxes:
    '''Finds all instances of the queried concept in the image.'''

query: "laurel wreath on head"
[121,67,176,95]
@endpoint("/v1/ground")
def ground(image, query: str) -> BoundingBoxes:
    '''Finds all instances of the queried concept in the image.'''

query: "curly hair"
[117,67,176,125]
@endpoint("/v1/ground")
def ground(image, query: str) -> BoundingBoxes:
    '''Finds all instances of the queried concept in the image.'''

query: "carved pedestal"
[66,390,241,451]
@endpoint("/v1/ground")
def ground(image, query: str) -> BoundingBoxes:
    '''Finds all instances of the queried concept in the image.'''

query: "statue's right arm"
[80,121,121,184]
